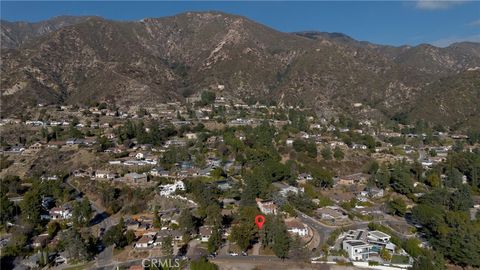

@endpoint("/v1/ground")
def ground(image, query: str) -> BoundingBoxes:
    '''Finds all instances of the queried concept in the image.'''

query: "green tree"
[153,210,162,228]
[321,146,332,160]
[0,195,16,227]
[61,229,91,262]
[72,199,92,227]
[411,250,446,270]
[403,238,422,258]
[390,165,414,195]
[103,220,127,248]
[379,247,392,261]
[207,226,222,254]
[162,235,173,256]
[230,223,256,251]
[271,217,290,259]
[20,188,42,227]
[178,209,196,235]
[386,197,407,217]
[333,147,344,160]
[200,91,216,106]
[126,230,136,245]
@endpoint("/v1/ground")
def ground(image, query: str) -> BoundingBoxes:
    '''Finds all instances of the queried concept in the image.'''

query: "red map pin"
[255,215,265,229]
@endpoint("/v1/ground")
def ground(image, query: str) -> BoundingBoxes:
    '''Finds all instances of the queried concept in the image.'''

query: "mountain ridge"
[1,12,479,129]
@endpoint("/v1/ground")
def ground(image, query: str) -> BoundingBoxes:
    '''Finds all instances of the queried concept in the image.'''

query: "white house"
[256,199,278,215]
[135,152,146,160]
[159,181,186,196]
[49,206,72,220]
[135,234,154,249]
[279,186,304,197]
[94,170,116,180]
[285,219,309,237]
[343,240,371,261]
[185,133,198,140]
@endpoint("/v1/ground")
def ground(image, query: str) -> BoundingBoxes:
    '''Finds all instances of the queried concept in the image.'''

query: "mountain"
[1,12,479,129]
[0,16,94,49]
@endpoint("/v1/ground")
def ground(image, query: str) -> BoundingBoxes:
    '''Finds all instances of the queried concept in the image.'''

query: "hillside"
[1,12,479,128]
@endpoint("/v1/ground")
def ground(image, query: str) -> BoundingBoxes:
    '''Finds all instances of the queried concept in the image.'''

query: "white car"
[229,252,239,256]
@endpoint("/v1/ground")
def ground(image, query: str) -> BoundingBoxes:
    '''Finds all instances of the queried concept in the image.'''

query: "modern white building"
[159,181,186,196]
[343,240,372,261]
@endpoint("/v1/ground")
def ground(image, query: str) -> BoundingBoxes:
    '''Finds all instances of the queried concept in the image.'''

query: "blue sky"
[1,1,479,47]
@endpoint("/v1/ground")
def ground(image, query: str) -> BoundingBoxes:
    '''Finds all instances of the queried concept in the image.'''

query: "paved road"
[66,177,117,231]
[296,211,335,249]
[96,245,114,267]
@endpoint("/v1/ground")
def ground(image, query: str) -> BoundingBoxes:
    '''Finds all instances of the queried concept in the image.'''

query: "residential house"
[49,206,72,220]
[150,167,171,178]
[256,198,278,215]
[29,142,43,151]
[185,133,198,140]
[352,144,368,150]
[284,219,309,237]
[316,207,349,223]
[279,185,304,197]
[343,240,371,261]
[125,173,148,185]
[336,173,369,186]
[159,181,186,196]
[216,179,232,191]
[297,173,313,183]
[199,226,213,242]
[94,170,116,180]
[135,234,155,249]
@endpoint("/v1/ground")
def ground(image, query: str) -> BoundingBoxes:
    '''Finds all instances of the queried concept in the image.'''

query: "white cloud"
[467,19,480,27]
[416,0,467,10]
[431,34,480,47]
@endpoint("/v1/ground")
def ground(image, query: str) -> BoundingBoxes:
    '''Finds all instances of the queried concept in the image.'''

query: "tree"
[20,188,42,227]
[445,168,463,188]
[411,250,446,270]
[379,247,392,261]
[207,226,222,254]
[210,167,226,180]
[271,217,290,259]
[153,210,162,228]
[425,172,441,187]
[365,160,379,175]
[449,185,473,211]
[0,195,16,227]
[311,167,333,188]
[179,209,196,235]
[200,91,216,105]
[162,236,173,256]
[333,147,344,160]
[126,230,136,245]
[61,229,91,262]
[72,199,92,227]
[390,165,414,195]
[321,146,332,160]
[205,204,222,228]
[47,221,61,238]
[403,238,422,258]
[386,197,407,217]
[103,220,127,248]
[374,165,390,189]
[230,223,255,251]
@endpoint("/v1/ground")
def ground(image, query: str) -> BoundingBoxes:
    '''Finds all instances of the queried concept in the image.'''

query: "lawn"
[391,255,410,264]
